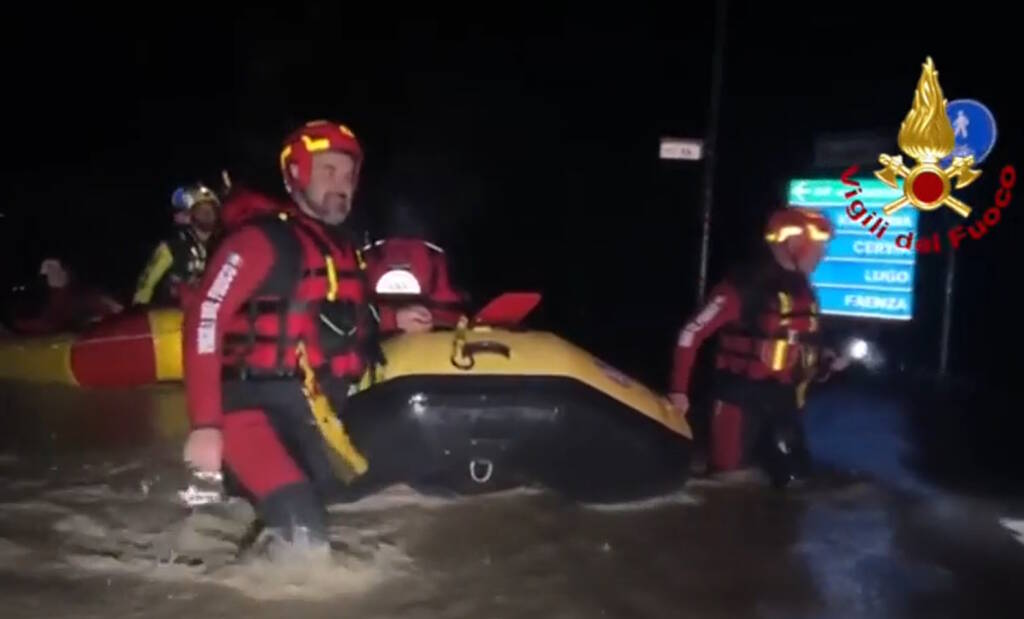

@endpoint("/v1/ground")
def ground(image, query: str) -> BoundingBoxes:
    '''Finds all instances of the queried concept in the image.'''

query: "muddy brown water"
[1,382,1023,618]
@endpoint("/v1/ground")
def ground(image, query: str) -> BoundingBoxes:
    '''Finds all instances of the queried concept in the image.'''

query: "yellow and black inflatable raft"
[0,297,692,503]
[333,301,693,503]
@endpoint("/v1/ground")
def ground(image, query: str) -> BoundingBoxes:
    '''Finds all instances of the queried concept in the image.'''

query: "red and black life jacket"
[220,211,381,382]
[715,264,822,386]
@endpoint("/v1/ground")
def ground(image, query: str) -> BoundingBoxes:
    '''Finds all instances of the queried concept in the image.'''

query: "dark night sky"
[1,3,1020,389]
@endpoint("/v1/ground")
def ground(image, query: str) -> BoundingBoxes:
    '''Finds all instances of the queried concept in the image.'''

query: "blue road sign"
[810,262,915,291]
[822,235,915,261]
[815,288,914,320]
[940,99,997,168]
[789,177,921,320]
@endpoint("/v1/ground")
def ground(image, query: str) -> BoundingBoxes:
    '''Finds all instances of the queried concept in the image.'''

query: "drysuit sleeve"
[132,241,175,305]
[669,280,743,394]
[429,252,466,324]
[182,227,275,429]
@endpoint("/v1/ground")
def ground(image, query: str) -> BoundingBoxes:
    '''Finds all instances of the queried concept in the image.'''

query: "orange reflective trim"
[302,135,332,153]
[807,223,831,241]
[325,256,339,301]
[766,225,804,243]
[778,292,792,326]
[771,340,788,371]
[279,144,293,171]
[339,124,356,138]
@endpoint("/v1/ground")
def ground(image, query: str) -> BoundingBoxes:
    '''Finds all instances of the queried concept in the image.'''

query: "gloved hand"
[183,428,223,473]
[822,348,852,373]
[668,392,690,416]
[396,305,433,333]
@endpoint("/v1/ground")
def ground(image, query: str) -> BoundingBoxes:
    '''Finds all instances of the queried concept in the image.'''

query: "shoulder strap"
[725,264,768,333]
[247,215,305,370]
[246,215,304,298]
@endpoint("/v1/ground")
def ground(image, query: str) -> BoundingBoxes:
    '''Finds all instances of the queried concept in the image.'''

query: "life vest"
[220,211,380,382]
[133,227,209,306]
[361,237,465,328]
[168,227,208,283]
[715,265,822,385]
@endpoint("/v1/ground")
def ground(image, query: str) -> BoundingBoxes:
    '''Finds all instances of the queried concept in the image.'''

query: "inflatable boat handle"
[450,340,511,370]
[469,458,494,483]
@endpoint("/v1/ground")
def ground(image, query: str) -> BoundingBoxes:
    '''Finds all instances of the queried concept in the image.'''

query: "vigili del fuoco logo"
[838,57,1016,253]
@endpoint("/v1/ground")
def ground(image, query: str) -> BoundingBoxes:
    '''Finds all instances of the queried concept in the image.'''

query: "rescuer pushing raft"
[668,208,850,488]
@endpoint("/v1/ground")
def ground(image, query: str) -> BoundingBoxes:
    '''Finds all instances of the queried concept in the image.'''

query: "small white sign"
[659,138,704,161]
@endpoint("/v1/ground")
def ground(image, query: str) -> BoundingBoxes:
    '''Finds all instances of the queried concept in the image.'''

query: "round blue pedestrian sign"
[940,99,997,168]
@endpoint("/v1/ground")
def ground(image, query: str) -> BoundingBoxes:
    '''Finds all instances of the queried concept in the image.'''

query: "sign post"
[695,0,728,305]
[937,99,997,377]
[938,240,957,376]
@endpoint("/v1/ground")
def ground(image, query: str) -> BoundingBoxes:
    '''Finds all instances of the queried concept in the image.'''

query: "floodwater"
[1,381,1023,618]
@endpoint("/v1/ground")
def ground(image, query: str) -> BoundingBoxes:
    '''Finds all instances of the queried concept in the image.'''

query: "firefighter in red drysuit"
[180,120,433,554]
[12,259,123,335]
[668,208,849,487]
[361,237,466,332]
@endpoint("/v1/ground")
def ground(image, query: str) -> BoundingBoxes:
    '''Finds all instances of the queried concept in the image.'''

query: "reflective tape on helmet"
[302,134,332,153]
[766,225,805,243]
[279,145,294,173]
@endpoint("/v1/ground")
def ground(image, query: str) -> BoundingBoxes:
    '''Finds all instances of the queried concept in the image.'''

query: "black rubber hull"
[327,375,691,503]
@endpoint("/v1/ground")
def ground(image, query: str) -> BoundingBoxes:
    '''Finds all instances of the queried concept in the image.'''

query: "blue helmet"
[171,183,220,211]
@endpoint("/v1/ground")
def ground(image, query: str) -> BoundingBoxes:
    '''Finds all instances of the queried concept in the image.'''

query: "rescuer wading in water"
[181,120,435,556]
[668,208,850,487]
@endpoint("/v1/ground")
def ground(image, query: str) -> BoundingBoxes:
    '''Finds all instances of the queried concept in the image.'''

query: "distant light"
[848,338,869,360]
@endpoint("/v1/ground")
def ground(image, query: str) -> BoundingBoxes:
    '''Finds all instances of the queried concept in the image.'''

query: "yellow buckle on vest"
[778,292,792,327]
[324,256,339,302]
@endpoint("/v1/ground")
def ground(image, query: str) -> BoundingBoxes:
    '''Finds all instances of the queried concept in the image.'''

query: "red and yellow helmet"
[765,207,833,245]
[279,120,364,194]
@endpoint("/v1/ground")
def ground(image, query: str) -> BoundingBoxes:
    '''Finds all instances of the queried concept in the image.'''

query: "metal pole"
[938,233,956,377]
[697,0,729,304]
